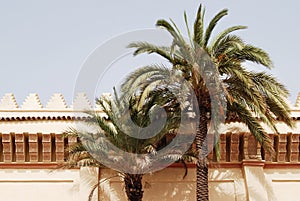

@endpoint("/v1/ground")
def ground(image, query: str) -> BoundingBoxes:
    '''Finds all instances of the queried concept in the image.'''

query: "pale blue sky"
[0,0,299,105]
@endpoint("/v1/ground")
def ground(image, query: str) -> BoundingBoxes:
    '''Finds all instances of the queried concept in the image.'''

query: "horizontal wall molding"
[0,180,74,183]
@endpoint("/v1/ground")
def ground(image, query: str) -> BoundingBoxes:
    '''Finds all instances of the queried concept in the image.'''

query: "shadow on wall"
[208,168,244,201]
[97,168,244,201]
[143,182,195,201]
[209,181,236,201]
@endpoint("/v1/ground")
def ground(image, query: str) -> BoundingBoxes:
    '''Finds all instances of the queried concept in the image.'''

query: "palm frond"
[184,11,192,46]
[229,101,274,154]
[128,42,181,64]
[212,35,245,58]
[193,4,205,45]
[120,65,171,95]
[228,44,273,68]
[252,72,294,127]
[208,25,247,53]
[203,8,228,48]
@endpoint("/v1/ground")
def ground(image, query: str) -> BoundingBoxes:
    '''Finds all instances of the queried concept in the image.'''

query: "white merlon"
[0,93,18,109]
[46,93,68,109]
[295,92,300,107]
[70,93,92,110]
[21,93,43,109]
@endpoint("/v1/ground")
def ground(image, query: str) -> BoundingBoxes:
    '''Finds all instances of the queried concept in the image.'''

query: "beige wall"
[0,169,80,201]
[265,169,300,201]
[99,167,246,201]
[98,166,300,201]
[0,165,299,201]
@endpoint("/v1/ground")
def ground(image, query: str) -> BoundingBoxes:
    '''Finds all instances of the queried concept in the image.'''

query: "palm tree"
[127,4,293,201]
[65,85,196,201]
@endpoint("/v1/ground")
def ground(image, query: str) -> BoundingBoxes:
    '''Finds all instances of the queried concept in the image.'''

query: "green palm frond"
[203,8,228,48]
[184,11,192,45]
[208,25,247,53]
[212,35,245,58]
[193,4,205,45]
[128,42,179,63]
[224,69,281,134]
[229,101,273,153]
[156,19,179,41]
[63,127,80,138]
[156,19,195,63]
[252,72,294,127]
[266,96,294,128]
[67,142,85,154]
[121,65,171,95]
[252,72,289,97]
[156,19,187,49]
[228,44,273,68]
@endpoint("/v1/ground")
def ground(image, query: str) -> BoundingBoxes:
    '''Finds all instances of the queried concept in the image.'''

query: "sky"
[0,0,300,106]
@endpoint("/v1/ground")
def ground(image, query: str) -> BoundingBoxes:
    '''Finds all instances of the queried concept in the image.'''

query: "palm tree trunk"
[196,107,209,201]
[98,167,101,201]
[124,174,144,201]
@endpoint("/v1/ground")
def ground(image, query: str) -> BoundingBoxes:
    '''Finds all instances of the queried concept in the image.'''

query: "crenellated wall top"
[1,93,300,134]
[0,93,93,111]
[1,92,300,118]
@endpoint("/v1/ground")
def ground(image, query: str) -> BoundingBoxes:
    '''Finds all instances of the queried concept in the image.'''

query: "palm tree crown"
[127,4,293,201]
[65,84,196,201]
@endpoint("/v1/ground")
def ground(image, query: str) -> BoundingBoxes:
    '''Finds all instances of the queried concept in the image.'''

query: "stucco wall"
[265,168,300,201]
[0,169,80,201]
[98,166,300,201]
[99,167,246,201]
[0,166,299,201]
